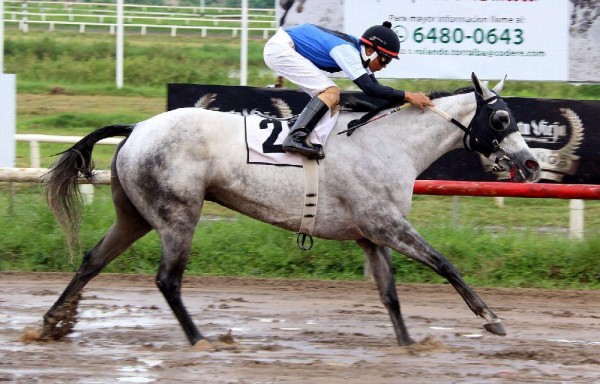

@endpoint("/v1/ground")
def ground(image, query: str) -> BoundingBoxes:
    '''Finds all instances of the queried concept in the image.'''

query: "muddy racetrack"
[1,272,599,383]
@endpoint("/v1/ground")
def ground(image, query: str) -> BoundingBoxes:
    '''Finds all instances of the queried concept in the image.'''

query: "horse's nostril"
[525,160,539,170]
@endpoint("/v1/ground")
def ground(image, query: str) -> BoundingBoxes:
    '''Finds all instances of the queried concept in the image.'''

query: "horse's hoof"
[483,319,506,336]
[192,339,214,351]
[397,337,416,346]
[20,328,47,342]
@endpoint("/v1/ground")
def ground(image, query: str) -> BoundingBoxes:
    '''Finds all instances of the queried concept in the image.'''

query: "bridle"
[429,91,525,181]
[427,91,520,178]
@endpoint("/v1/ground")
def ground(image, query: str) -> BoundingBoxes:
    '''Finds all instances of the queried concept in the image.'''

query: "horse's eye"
[490,110,510,131]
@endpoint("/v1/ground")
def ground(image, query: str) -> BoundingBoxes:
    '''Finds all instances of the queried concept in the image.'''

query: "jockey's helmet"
[360,21,400,64]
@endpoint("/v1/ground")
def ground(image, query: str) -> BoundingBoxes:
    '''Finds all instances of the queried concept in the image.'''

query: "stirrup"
[282,142,322,158]
[306,144,325,160]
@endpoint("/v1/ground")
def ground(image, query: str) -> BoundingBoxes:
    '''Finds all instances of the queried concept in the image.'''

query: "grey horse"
[37,73,539,347]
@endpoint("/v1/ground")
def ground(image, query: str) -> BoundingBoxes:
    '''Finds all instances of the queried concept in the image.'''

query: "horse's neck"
[381,92,476,175]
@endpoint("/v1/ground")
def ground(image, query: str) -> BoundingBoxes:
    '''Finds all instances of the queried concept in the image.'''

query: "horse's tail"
[45,124,134,258]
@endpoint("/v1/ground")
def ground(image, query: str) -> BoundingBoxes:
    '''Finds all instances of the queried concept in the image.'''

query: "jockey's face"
[365,47,391,72]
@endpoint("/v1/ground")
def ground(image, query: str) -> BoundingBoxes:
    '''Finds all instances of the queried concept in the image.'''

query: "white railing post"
[0,75,17,169]
[29,140,40,168]
[240,0,248,86]
[21,0,28,33]
[569,199,585,240]
[79,184,95,205]
[116,0,124,89]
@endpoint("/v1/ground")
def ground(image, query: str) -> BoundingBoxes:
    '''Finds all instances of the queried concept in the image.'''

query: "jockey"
[263,21,433,160]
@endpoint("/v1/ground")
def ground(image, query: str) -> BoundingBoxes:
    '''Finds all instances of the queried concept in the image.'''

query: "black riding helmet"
[359,21,400,63]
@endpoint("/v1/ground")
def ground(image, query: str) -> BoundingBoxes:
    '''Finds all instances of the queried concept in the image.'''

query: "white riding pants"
[264,28,337,97]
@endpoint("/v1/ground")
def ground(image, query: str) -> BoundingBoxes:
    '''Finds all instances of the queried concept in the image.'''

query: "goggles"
[378,52,393,65]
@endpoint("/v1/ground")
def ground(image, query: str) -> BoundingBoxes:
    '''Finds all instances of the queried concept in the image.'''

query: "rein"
[338,103,410,136]
[427,104,479,152]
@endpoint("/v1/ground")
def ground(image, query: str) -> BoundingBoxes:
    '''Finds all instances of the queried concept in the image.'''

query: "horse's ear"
[492,75,507,94]
[471,72,483,95]
[471,72,495,100]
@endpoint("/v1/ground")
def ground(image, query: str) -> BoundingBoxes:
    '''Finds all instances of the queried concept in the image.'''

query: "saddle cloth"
[245,112,339,166]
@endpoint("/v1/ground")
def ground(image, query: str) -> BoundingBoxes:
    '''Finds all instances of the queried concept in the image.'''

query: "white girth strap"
[298,158,319,248]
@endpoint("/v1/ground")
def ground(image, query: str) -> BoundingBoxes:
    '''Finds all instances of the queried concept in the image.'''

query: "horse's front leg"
[362,216,506,337]
[356,239,414,346]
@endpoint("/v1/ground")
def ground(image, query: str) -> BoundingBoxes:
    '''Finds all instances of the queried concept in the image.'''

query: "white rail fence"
[15,134,122,168]
[1,134,591,240]
[3,0,276,17]
[4,0,277,38]
[4,11,276,25]
[5,19,275,38]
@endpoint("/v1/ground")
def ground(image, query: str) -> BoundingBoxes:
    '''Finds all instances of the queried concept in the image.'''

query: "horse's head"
[464,73,540,182]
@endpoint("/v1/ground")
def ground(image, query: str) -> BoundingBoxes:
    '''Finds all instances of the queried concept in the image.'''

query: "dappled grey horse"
[38,73,539,347]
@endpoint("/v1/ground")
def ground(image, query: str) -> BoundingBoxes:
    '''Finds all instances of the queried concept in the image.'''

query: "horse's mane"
[340,97,381,112]
[341,86,476,131]
[341,86,475,115]
[428,86,475,101]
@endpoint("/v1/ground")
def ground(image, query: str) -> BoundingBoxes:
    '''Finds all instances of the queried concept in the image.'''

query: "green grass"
[1,185,599,289]
[4,32,276,91]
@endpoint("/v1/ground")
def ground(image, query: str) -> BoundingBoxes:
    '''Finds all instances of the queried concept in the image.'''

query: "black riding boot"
[282,96,329,160]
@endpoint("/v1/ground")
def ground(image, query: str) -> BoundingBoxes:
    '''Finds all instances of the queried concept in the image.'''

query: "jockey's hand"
[404,92,434,112]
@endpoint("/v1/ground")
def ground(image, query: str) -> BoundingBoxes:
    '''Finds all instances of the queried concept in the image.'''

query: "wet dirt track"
[1,272,599,383]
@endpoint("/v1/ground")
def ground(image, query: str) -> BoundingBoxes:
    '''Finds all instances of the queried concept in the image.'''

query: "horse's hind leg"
[155,224,205,346]
[357,239,414,346]
[39,178,152,340]
[121,157,206,345]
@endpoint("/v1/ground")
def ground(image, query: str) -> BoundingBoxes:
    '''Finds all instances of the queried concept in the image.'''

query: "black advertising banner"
[168,84,311,118]
[507,98,598,184]
[167,84,600,184]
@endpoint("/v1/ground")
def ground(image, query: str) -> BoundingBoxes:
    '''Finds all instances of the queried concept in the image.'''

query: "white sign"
[0,74,16,167]
[345,0,570,81]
